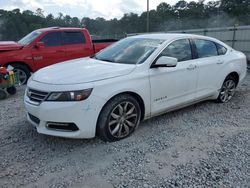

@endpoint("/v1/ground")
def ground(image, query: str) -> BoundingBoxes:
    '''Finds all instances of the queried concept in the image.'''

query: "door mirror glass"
[35,41,45,49]
[153,56,178,68]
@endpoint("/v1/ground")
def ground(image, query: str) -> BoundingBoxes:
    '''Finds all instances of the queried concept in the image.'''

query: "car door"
[32,31,66,70]
[63,31,93,61]
[192,39,227,99]
[149,39,198,116]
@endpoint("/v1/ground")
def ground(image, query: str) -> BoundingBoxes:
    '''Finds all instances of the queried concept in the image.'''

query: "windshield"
[18,31,42,45]
[93,38,164,64]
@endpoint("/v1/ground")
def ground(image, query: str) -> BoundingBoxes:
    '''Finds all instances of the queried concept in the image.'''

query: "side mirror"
[153,56,178,68]
[35,41,45,49]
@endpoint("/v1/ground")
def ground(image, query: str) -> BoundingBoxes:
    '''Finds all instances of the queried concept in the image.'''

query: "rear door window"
[40,32,62,47]
[63,32,86,45]
[160,39,192,62]
[194,39,218,58]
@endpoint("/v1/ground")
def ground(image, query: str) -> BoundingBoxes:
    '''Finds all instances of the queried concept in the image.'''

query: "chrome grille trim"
[27,88,50,104]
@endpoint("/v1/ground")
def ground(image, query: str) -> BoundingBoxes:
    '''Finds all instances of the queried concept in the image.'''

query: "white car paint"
[24,33,247,139]
[32,58,136,85]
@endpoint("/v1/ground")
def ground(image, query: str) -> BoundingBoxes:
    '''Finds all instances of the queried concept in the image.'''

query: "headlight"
[46,89,93,102]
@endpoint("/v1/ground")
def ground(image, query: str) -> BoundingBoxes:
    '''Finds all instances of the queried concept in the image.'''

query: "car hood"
[0,41,23,51]
[32,57,136,85]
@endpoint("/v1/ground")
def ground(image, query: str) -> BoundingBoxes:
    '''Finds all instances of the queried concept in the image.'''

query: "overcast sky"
[0,0,204,19]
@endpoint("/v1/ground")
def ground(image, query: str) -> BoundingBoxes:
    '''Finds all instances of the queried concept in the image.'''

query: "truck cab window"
[18,31,41,45]
[40,32,62,47]
[64,32,86,45]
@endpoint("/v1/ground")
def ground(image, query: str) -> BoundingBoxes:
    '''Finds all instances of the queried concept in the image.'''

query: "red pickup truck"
[0,27,116,84]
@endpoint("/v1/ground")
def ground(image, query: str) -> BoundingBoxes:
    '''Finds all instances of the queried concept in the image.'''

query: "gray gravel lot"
[0,72,250,188]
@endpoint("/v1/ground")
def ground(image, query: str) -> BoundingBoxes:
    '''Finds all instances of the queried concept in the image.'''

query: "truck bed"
[93,39,118,53]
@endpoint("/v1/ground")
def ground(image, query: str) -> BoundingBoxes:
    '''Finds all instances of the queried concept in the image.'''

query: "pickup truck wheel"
[97,94,141,142]
[12,64,31,85]
[217,76,237,103]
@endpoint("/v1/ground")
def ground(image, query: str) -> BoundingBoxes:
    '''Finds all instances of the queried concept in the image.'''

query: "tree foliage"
[0,0,249,41]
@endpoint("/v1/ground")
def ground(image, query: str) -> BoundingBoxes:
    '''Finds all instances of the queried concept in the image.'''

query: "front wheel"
[217,76,237,103]
[97,94,141,142]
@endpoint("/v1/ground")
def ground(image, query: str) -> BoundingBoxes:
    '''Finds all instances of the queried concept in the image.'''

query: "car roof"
[130,33,218,42]
[36,27,86,32]
[129,33,232,49]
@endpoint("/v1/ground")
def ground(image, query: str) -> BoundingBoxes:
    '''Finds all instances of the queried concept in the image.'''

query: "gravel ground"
[0,71,250,188]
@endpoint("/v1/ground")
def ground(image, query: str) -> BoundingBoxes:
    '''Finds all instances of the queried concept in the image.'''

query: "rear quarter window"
[215,43,227,55]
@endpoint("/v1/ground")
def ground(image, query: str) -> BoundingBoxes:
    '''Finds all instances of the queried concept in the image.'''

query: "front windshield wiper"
[91,56,115,63]
[100,59,115,63]
[90,54,96,58]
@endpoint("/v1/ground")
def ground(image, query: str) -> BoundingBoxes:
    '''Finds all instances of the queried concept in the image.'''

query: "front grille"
[28,113,40,125]
[27,88,49,104]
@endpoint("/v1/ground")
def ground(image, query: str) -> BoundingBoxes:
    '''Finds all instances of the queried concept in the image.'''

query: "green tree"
[0,0,250,41]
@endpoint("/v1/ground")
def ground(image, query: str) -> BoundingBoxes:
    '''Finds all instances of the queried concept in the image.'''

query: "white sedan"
[24,34,247,141]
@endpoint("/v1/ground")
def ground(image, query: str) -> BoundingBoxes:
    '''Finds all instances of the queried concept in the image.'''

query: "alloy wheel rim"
[220,80,236,102]
[14,69,27,85]
[108,101,138,138]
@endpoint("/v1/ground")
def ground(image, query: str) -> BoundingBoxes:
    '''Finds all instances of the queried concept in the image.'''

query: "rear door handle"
[187,64,197,70]
[217,60,224,64]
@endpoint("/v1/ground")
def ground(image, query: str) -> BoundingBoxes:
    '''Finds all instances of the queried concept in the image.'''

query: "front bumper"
[24,94,106,139]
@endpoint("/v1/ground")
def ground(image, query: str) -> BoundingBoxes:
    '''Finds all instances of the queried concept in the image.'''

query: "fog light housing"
[46,122,79,131]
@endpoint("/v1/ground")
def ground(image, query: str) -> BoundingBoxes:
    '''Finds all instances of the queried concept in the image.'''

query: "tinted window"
[216,43,227,55]
[41,32,62,47]
[94,38,164,64]
[160,39,192,62]
[64,32,85,45]
[194,39,218,58]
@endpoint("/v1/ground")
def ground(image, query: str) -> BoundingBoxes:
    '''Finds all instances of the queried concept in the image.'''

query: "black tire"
[217,76,237,103]
[7,86,16,95]
[0,89,7,100]
[97,94,141,142]
[12,64,31,85]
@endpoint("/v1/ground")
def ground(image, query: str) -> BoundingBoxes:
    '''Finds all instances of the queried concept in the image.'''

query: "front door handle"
[187,64,197,70]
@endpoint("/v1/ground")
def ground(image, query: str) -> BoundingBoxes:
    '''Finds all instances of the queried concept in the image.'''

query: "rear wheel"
[97,94,141,142]
[217,76,237,103]
[12,64,31,85]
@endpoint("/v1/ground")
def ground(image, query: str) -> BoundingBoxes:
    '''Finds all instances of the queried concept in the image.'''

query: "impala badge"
[154,96,168,102]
